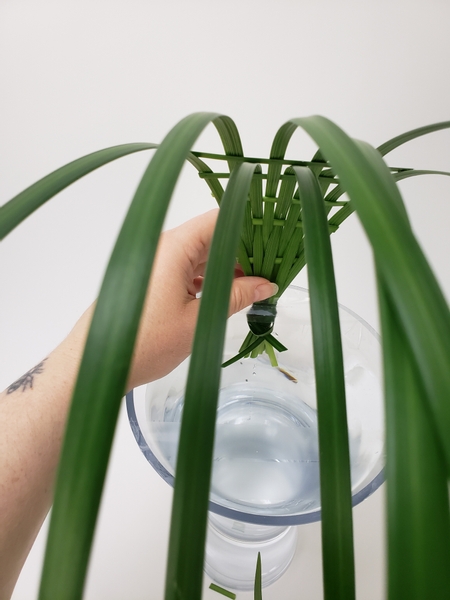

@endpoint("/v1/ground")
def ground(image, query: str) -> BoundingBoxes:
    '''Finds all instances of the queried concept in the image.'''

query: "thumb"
[229,278,279,316]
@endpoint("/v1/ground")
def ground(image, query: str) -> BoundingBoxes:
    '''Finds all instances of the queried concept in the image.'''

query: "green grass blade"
[0,143,157,240]
[308,148,338,201]
[254,553,262,600]
[242,199,254,257]
[191,150,327,169]
[250,165,264,274]
[278,194,301,257]
[280,248,306,295]
[208,115,244,175]
[327,168,450,229]
[222,335,263,367]
[295,165,355,600]
[266,122,298,197]
[250,164,264,218]
[274,166,296,219]
[188,154,225,203]
[324,118,450,225]
[38,112,240,600]
[164,162,257,600]
[394,168,450,183]
[327,202,353,230]
[377,121,450,157]
[262,199,274,249]
[260,226,282,280]
[213,116,244,161]
[237,238,253,276]
[275,227,303,289]
[209,583,236,599]
[290,116,450,472]
[258,166,298,281]
[378,279,450,600]
[265,333,287,353]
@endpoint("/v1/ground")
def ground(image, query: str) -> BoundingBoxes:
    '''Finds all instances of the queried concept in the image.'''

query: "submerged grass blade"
[38,112,240,600]
[296,165,355,600]
[378,280,450,600]
[164,162,257,600]
[290,116,450,473]
[0,143,157,240]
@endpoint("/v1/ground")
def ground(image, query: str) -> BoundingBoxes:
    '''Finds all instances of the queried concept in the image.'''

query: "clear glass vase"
[127,286,385,590]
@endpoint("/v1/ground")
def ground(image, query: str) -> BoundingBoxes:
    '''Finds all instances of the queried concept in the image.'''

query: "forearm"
[0,314,91,599]
[0,299,181,598]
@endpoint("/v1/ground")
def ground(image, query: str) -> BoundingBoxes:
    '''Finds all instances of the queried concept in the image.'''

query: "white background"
[1,1,449,598]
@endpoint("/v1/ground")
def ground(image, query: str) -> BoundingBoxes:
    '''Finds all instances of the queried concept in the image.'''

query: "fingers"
[170,211,278,314]
[192,276,204,294]
[173,209,219,270]
[229,278,278,316]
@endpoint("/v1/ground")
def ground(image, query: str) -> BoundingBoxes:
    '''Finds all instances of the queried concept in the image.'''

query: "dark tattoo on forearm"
[6,358,48,394]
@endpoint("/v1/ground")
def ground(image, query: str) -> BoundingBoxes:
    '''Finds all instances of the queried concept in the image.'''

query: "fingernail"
[254,282,279,302]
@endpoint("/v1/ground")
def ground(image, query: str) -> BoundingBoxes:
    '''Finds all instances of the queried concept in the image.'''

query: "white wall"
[1,1,449,598]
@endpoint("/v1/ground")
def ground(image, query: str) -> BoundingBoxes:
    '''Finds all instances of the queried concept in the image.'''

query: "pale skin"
[0,209,277,599]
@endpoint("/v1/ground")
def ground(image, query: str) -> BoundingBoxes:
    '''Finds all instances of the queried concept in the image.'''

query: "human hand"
[126,209,277,388]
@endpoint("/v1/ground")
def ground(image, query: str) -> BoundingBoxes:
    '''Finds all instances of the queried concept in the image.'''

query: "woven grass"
[195,151,347,364]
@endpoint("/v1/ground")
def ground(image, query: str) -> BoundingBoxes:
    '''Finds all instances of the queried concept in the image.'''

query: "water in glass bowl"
[139,286,384,523]
[146,355,382,522]
[209,384,321,514]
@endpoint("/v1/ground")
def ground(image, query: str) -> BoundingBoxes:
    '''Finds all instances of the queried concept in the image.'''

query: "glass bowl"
[127,285,384,524]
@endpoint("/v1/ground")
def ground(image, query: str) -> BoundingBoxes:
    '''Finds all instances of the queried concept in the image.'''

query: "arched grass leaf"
[378,280,450,600]
[164,161,258,600]
[0,143,157,240]
[38,112,242,600]
[295,165,355,600]
[290,116,450,474]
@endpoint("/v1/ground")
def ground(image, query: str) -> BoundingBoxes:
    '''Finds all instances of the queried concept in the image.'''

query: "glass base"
[204,513,298,591]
